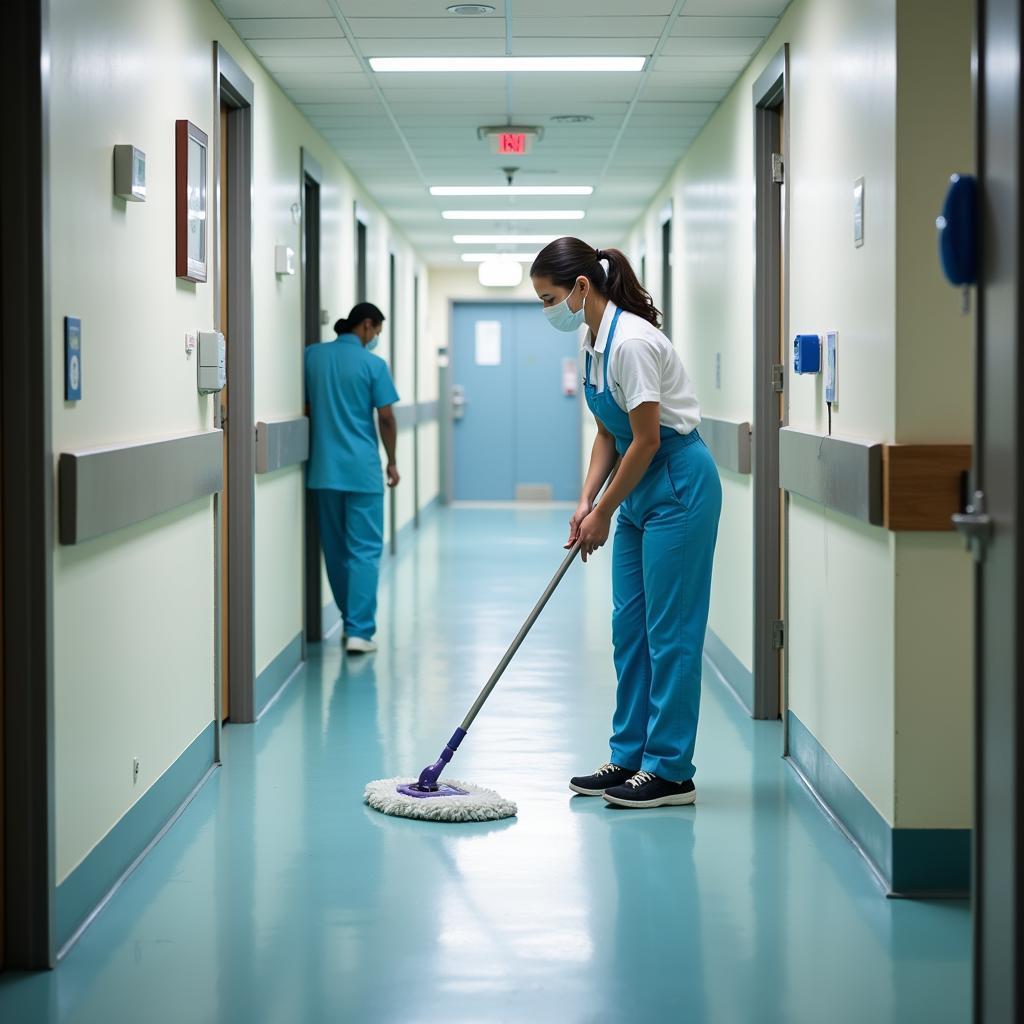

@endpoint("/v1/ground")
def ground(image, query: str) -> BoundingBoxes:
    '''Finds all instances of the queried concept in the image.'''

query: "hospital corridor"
[0,2,1020,1023]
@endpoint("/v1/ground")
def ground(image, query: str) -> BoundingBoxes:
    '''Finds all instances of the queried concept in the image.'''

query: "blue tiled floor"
[0,507,971,1023]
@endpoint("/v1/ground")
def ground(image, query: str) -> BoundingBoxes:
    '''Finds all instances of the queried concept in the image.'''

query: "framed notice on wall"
[175,119,208,283]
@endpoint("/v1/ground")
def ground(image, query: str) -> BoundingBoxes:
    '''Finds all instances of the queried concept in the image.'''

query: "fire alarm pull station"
[197,331,226,394]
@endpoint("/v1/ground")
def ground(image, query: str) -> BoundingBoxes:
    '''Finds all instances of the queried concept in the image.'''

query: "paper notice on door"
[562,357,579,396]
[475,321,502,365]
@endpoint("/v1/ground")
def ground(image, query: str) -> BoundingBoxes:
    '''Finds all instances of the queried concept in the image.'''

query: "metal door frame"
[445,298,584,505]
[752,46,790,722]
[973,0,1024,1015]
[213,44,256,726]
[301,148,323,646]
[1,0,54,970]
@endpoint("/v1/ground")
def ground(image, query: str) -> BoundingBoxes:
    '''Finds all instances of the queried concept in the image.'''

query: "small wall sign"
[65,316,82,401]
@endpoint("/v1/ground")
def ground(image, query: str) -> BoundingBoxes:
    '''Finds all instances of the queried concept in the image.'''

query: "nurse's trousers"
[316,489,384,640]
[609,433,722,783]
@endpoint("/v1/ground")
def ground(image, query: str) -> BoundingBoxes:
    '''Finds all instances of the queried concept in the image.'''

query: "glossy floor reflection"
[1,508,970,1023]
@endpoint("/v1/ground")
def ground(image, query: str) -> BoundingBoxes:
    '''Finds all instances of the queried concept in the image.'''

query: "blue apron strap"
[603,307,624,391]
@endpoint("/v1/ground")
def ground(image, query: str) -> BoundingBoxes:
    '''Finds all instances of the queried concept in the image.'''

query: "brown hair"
[530,237,662,329]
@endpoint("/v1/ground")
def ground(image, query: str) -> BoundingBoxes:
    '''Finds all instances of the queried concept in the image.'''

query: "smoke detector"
[447,4,496,14]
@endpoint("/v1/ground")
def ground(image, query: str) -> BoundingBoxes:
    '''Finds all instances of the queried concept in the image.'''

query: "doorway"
[302,150,323,644]
[355,212,367,303]
[214,45,255,725]
[451,302,581,502]
[388,251,397,554]
[661,216,673,338]
[752,48,789,723]
[970,0,1024,1015]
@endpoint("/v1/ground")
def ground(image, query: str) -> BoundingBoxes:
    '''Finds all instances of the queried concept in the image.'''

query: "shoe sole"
[602,790,697,808]
[569,783,610,796]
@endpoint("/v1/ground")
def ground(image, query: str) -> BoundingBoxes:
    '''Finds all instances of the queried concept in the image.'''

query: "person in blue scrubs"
[305,302,400,654]
[531,238,722,808]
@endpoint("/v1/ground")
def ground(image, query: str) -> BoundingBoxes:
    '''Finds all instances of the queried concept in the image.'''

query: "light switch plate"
[854,178,865,247]
[825,330,838,404]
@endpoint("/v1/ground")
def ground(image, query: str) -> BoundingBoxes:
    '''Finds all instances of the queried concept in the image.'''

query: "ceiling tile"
[218,0,330,15]
[248,37,354,57]
[275,72,373,90]
[507,38,658,57]
[231,17,343,38]
[339,0,506,13]
[261,56,364,74]
[360,38,508,56]
[653,55,752,73]
[682,0,787,14]
[513,16,668,37]
[347,18,505,38]
[660,35,764,57]
[515,0,675,14]
[672,15,778,36]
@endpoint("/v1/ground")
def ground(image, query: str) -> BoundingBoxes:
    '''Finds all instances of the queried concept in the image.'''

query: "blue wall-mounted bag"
[937,173,978,286]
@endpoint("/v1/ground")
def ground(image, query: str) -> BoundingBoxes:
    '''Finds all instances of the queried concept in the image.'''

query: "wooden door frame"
[752,46,790,723]
[973,0,1024,1016]
[301,148,323,645]
[1,0,55,969]
[213,44,256,726]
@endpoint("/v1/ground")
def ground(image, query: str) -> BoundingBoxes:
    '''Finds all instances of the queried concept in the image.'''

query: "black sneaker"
[603,770,697,808]
[569,762,635,796]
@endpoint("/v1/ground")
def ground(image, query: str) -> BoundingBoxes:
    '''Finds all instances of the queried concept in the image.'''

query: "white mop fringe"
[364,777,517,822]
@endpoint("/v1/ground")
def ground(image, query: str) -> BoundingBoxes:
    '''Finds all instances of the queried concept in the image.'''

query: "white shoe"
[346,636,378,655]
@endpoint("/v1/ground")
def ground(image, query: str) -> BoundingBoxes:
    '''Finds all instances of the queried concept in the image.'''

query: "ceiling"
[216,0,789,265]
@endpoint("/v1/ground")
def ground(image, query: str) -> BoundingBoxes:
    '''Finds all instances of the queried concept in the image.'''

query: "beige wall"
[50,0,431,882]
[625,0,973,829]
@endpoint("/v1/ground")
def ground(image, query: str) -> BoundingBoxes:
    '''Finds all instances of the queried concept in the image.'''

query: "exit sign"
[482,127,538,154]
[498,132,527,154]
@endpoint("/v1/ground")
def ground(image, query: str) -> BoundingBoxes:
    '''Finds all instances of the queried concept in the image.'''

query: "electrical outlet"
[714,352,722,390]
[133,757,140,784]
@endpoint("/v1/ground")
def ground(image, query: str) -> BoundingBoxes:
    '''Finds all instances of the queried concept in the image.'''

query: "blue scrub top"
[305,334,400,494]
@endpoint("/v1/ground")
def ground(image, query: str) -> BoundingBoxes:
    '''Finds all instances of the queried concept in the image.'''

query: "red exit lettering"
[498,133,527,154]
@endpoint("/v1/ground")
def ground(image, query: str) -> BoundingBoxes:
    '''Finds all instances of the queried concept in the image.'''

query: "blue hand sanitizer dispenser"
[793,334,821,375]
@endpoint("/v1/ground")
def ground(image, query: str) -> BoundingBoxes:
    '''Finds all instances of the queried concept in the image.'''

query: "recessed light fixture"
[431,186,593,196]
[461,252,539,263]
[453,234,557,244]
[551,114,595,123]
[442,210,584,221]
[369,57,646,73]
[447,3,496,14]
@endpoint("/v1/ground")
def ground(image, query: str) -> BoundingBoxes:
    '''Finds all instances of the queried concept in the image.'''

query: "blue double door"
[452,302,581,501]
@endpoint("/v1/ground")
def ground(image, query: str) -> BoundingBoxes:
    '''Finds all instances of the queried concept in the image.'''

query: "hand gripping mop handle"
[415,539,583,791]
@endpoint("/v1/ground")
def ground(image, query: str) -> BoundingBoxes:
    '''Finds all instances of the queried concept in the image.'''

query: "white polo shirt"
[581,302,701,435]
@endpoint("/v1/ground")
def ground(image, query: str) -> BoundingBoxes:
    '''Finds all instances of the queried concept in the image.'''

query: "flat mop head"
[364,777,517,823]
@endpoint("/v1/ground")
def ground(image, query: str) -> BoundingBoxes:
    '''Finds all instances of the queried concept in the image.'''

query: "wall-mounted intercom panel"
[197,330,226,394]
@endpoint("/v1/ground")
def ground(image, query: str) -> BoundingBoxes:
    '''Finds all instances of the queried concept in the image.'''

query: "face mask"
[366,337,379,352]
[544,283,586,332]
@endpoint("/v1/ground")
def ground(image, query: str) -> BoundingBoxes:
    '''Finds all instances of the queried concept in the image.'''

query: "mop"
[365,537,583,822]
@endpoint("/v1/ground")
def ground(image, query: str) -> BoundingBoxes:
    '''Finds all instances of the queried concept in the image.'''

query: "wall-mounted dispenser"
[793,333,822,375]
[113,145,146,202]
[197,331,226,394]
[275,245,296,276]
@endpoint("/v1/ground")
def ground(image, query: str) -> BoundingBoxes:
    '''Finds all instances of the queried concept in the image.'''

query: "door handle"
[451,385,468,421]
[952,490,992,562]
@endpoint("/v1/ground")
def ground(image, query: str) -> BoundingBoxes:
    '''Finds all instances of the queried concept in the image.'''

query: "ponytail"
[530,237,662,329]
[334,301,385,337]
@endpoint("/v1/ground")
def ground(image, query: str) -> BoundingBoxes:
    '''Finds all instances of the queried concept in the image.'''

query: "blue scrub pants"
[316,490,384,640]
[609,435,722,783]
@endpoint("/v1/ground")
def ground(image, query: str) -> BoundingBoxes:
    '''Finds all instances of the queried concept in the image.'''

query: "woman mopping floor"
[531,238,723,809]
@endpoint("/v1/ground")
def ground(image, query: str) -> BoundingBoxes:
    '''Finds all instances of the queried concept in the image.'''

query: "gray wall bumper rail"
[395,399,440,431]
[779,426,883,525]
[59,430,223,545]
[255,417,309,474]
[701,416,752,474]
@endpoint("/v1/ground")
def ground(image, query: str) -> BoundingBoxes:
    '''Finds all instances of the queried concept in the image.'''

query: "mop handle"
[459,538,583,732]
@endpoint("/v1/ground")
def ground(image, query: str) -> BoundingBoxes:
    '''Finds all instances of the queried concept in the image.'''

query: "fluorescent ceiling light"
[478,261,524,287]
[370,57,646,73]
[431,186,593,197]
[453,235,556,244]
[461,252,538,263]
[442,210,584,221]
